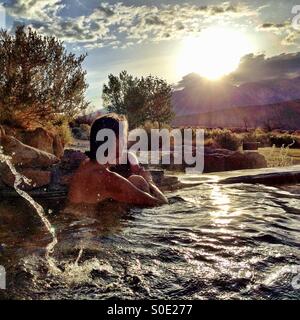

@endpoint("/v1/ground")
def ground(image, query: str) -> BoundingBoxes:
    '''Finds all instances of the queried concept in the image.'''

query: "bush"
[269,133,300,149]
[262,145,294,167]
[54,122,73,146]
[0,26,88,129]
[71,124,90,140]
[204,138,219,148]
[203,129,241,151]
[72,127,82,140]
[80,124,91,138]
[214,131,241,151]
[243,130,271,147]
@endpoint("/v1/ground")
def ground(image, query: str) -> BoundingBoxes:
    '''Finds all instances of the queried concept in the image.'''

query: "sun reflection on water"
[209,185,243,225]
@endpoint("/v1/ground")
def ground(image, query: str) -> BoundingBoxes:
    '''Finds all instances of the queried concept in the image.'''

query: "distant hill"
[172,74,300,129]
[173,99,300,130]
[172,74,300,117]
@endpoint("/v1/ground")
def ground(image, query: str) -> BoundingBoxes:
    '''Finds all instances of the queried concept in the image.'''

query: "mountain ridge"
[172,74,300,117]
[173,99,300,130]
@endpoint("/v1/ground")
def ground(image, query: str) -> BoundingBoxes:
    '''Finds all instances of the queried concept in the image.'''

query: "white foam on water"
[0,149,61,273]
[0,149,107,283]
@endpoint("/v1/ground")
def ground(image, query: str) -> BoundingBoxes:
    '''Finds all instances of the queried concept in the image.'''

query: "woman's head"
[87,113,128,162]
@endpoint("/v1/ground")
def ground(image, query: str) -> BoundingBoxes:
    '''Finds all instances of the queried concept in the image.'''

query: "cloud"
[229,52,300,83]
[4,0,64,22]
[3,1,259,48]
[258,22,288,30]
[0,3,6,29]
[257,20,300,46]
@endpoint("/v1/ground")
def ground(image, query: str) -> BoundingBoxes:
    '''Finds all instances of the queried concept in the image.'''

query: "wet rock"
[90,269,119,281]
[205,150,266,173]
[205,148,233,156]
[205,149,267,173]
[1,166,52,190]
[161,148,267,173]
[0,243,6,253]
[0,135,59,168]
[150,170,164,185]
[46,149,87,190]
[204,154,226,172]
[58,174,73,186]
[123,275,141,286]
[220,171,300,186]
[0,177,6,190]
[278,184,300,194]
[224,152,265,171]
[1,125,20,140]
[0,125,5,139]
[241,152,267,169]
[60,149,87,171]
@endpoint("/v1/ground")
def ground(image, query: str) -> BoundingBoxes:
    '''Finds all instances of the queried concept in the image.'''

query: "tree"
[0,26,89,129]
[102,71,174,129]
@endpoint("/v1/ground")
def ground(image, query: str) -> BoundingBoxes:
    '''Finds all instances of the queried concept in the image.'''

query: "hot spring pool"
[0,181,300,300]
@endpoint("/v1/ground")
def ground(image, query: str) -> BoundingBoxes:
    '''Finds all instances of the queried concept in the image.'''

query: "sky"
[1,0,300,110]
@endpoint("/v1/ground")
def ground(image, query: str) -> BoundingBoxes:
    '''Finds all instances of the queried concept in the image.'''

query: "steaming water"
[0,153,300,299]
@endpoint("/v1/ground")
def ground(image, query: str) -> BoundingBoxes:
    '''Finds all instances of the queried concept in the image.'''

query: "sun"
[177,27,253,80]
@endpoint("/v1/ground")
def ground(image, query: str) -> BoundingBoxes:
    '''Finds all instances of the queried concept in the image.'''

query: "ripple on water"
[1,182,300,299]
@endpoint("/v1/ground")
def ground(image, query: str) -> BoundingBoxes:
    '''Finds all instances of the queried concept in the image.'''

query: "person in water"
[68,113,168,207]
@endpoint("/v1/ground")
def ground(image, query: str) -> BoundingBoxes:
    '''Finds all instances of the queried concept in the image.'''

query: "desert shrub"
[243,129,271,147]
[72,127,82,140]
[205,128,228,139]
[71,125,89,140]
[54,121,73,145]
[229,128,245,134]
[0,26,88,129]
[203,129,241,151]
[269,133,299,149]
[263,144,294,167]
[204,138,219,148]
[254,129,271,147]
[80,124,91,138]
[214,131,241,151]
[243,132,257,143]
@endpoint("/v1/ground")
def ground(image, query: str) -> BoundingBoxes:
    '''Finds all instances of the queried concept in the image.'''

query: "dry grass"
[259,146,300,167]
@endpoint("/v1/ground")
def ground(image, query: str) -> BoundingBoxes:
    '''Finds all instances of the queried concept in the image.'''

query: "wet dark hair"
[86,113,127,160]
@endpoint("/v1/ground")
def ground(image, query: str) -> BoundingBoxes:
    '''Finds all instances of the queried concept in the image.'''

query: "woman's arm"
[148,182,169,205]
[136,167,168,205]
[127,152,168,205]
[103,171,167,206]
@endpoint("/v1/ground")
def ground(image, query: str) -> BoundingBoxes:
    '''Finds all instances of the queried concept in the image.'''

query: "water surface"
[0,181,300,300]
